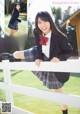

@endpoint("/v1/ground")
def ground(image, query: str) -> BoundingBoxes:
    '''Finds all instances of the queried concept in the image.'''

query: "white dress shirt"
[42,31,52,58]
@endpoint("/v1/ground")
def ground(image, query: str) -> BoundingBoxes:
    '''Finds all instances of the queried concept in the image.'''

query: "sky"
[28,0,53,21]
[28,0,80,22]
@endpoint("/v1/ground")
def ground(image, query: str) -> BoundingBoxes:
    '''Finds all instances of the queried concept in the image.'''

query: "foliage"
[51,7,61,27]
[5,0,27,15]
[51,7,78,53]
[26,20,36,49]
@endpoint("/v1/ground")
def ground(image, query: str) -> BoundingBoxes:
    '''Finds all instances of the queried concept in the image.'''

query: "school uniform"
[24,30,73,89]
[8,8,21,30]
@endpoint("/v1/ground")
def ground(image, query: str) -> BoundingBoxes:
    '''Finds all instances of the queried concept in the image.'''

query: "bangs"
[38,16,49,22]
[36,12,50,22]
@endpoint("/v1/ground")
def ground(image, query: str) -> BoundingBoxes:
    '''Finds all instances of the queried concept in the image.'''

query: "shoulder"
[55,32,68,42]
[51,32,69,45]
[52,31,67,38]
[58,34,68,43]
[13,8,19,15]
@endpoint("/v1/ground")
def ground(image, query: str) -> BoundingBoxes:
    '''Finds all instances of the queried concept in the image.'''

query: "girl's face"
[37,18,51,35]
[16,4,20,10]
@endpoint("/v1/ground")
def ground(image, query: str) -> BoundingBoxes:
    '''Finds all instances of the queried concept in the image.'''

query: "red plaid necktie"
[39,35,48,45]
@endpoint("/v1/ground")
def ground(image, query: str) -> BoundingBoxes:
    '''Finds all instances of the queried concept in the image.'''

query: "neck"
[43,30,51,36]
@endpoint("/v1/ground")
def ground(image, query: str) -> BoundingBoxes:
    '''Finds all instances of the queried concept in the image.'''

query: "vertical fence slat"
[2,60,14,105]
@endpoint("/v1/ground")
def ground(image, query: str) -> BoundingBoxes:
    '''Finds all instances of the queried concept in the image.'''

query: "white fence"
[0,60,80,114]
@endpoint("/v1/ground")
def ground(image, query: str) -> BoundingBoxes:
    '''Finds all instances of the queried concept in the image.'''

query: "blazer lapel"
[49,32,55,58]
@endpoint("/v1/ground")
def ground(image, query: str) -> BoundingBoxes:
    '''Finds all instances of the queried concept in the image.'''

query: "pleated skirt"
[24,46,64,89]
[8,21,18,30]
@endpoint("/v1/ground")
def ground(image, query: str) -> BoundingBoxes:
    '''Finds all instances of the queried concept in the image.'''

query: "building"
[5,0,27,15]
[61,9,80,56]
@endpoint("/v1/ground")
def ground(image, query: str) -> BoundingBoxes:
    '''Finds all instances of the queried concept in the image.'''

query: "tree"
[51,7,61,27]
[63,6,71,21]
[5,0,9,15]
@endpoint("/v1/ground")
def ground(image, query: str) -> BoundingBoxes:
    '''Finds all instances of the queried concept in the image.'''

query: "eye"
[38,21,41,24]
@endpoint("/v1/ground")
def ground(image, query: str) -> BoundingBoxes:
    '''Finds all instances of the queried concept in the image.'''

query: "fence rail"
[0,59,80,72]
[0,60,80,114]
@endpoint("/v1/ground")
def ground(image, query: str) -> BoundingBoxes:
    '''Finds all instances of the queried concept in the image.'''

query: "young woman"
[8,3,21,36]
[13,11,73,114]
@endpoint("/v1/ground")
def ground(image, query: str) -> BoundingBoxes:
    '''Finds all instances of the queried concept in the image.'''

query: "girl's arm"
[58,35,73,61]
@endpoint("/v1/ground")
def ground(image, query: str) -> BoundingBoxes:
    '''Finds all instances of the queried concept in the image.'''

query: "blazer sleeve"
[33,29,43,60]
[58,35,73,61]
[17,18,21,22]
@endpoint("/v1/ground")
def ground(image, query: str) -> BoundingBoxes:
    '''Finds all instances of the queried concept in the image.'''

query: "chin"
[44,31,49,35]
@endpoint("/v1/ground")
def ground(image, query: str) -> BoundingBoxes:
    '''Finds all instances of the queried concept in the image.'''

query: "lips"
[42,27,47,31]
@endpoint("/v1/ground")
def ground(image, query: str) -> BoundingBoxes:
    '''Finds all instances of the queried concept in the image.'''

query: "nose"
[41,22,46,27]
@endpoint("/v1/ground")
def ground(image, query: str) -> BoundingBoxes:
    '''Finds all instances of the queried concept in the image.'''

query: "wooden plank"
[19,13,27,17]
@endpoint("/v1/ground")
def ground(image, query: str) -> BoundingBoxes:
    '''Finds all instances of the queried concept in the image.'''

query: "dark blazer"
[9,8,21,25]
[34,29,73,83]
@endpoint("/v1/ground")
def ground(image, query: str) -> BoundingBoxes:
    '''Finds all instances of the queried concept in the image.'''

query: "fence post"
[2,60,14,105]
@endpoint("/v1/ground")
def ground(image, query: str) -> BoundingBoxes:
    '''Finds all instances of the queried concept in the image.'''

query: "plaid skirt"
[24,46,64,89]
[8,21,18,30]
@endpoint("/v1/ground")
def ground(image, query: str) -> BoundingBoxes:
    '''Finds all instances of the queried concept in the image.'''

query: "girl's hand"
[51,57,60,63]
[35,59,42,67]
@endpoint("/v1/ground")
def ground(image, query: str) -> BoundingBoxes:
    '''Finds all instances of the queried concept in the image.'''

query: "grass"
[0,70,4,82]
[19,17,27,21]
[5,15,27,36]
[0,70,80,114]
[5,19,26,32]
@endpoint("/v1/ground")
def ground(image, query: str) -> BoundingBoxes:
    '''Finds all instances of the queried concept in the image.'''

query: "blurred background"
[0,0,80,62]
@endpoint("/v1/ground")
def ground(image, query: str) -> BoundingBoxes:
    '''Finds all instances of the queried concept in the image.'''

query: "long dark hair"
[35,11,66,37]
[11,2,20,15]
